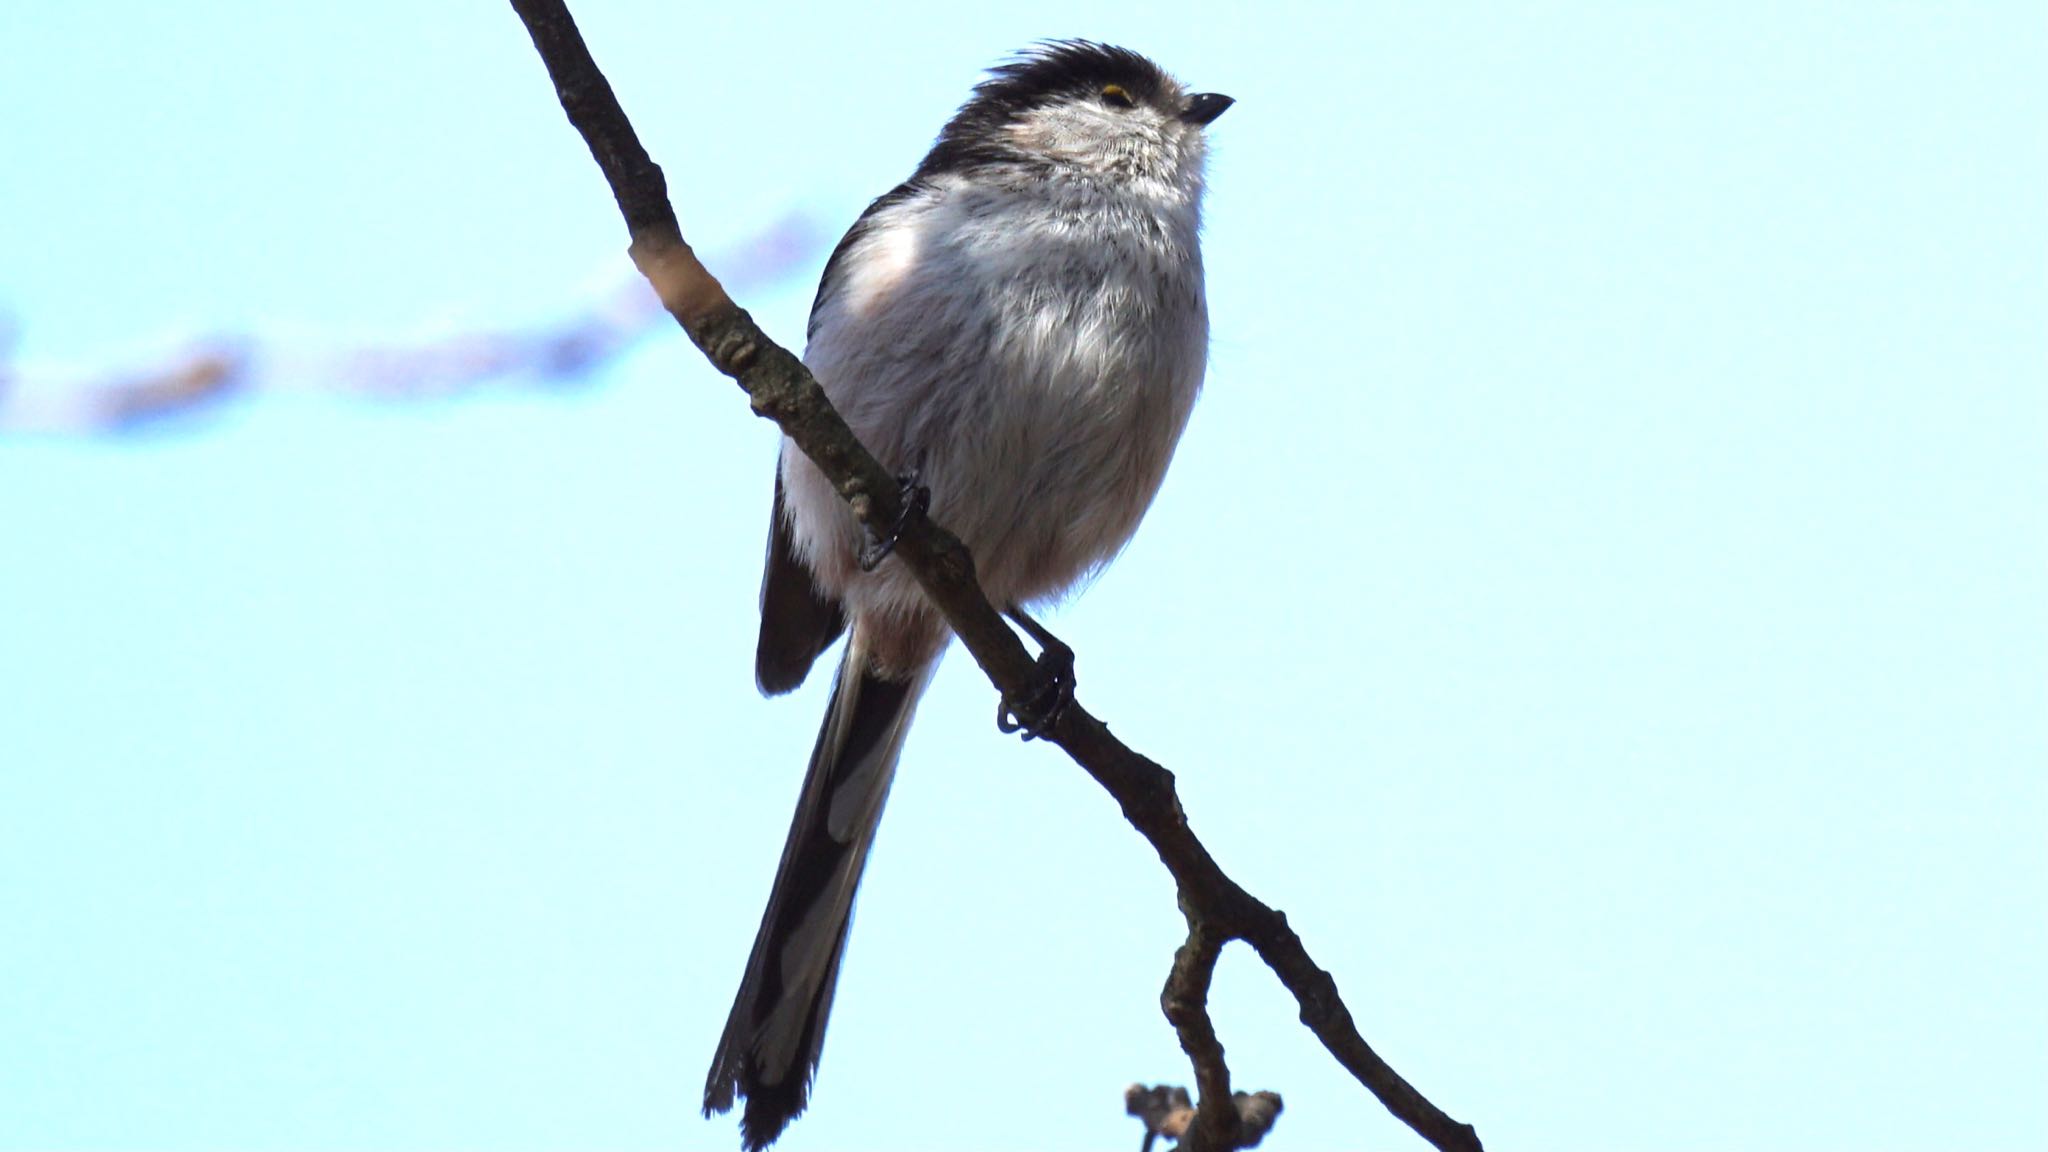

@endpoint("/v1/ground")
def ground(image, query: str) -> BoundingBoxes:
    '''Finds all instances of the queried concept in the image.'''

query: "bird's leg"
[996,606,1076,741]
[857,467,930,572]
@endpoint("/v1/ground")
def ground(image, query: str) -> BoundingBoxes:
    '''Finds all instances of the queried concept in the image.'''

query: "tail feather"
[704,638,932,1150]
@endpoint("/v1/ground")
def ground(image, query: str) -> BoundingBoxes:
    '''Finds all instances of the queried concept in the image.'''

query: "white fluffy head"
[913,41,1231,192]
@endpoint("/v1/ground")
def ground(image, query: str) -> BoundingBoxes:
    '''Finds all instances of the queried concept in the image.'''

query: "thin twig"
[1163,920,1238,1151]
[1128,1084,1285,1152]
[506,3,1482,1149]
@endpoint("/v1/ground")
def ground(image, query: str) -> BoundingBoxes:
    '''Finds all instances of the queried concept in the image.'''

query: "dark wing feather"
[756,471,846,695]
[753,182,931,694]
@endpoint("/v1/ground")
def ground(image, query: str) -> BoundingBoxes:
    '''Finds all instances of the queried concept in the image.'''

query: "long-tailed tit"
[703,41,1231,1149]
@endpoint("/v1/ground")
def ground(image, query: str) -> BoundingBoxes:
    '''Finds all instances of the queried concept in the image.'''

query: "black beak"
[1181,92,1234,126]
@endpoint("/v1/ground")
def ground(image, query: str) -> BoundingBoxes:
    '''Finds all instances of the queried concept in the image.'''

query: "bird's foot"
[857,469,930,572]
[997,609,1076,741]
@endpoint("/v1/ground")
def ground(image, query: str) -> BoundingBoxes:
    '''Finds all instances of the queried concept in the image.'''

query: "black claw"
[858,470,929,572]
[997,609,1076,741]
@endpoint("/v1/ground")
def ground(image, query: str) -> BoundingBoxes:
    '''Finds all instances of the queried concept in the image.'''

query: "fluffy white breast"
[785,164,1210,644]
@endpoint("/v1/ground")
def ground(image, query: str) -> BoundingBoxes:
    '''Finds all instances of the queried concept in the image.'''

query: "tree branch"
[506,4,1482,1149]
[1164,918,1238,1151]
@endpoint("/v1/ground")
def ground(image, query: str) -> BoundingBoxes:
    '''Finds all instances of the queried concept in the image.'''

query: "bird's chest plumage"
[794,175,1207,609]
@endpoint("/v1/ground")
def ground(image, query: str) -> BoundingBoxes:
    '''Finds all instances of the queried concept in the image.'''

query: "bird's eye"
[1100,84,1135,109]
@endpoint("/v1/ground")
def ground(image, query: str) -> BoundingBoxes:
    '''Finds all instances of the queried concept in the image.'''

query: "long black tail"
[703,638,930,1150]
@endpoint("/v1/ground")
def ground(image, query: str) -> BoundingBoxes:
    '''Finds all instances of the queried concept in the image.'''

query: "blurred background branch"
[0,214,825,436]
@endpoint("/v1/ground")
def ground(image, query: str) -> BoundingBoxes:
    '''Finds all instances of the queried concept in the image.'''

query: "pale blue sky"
[2,3,2042,1150]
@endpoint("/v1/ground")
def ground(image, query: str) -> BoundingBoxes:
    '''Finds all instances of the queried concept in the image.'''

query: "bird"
[702,40,1231,1150]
